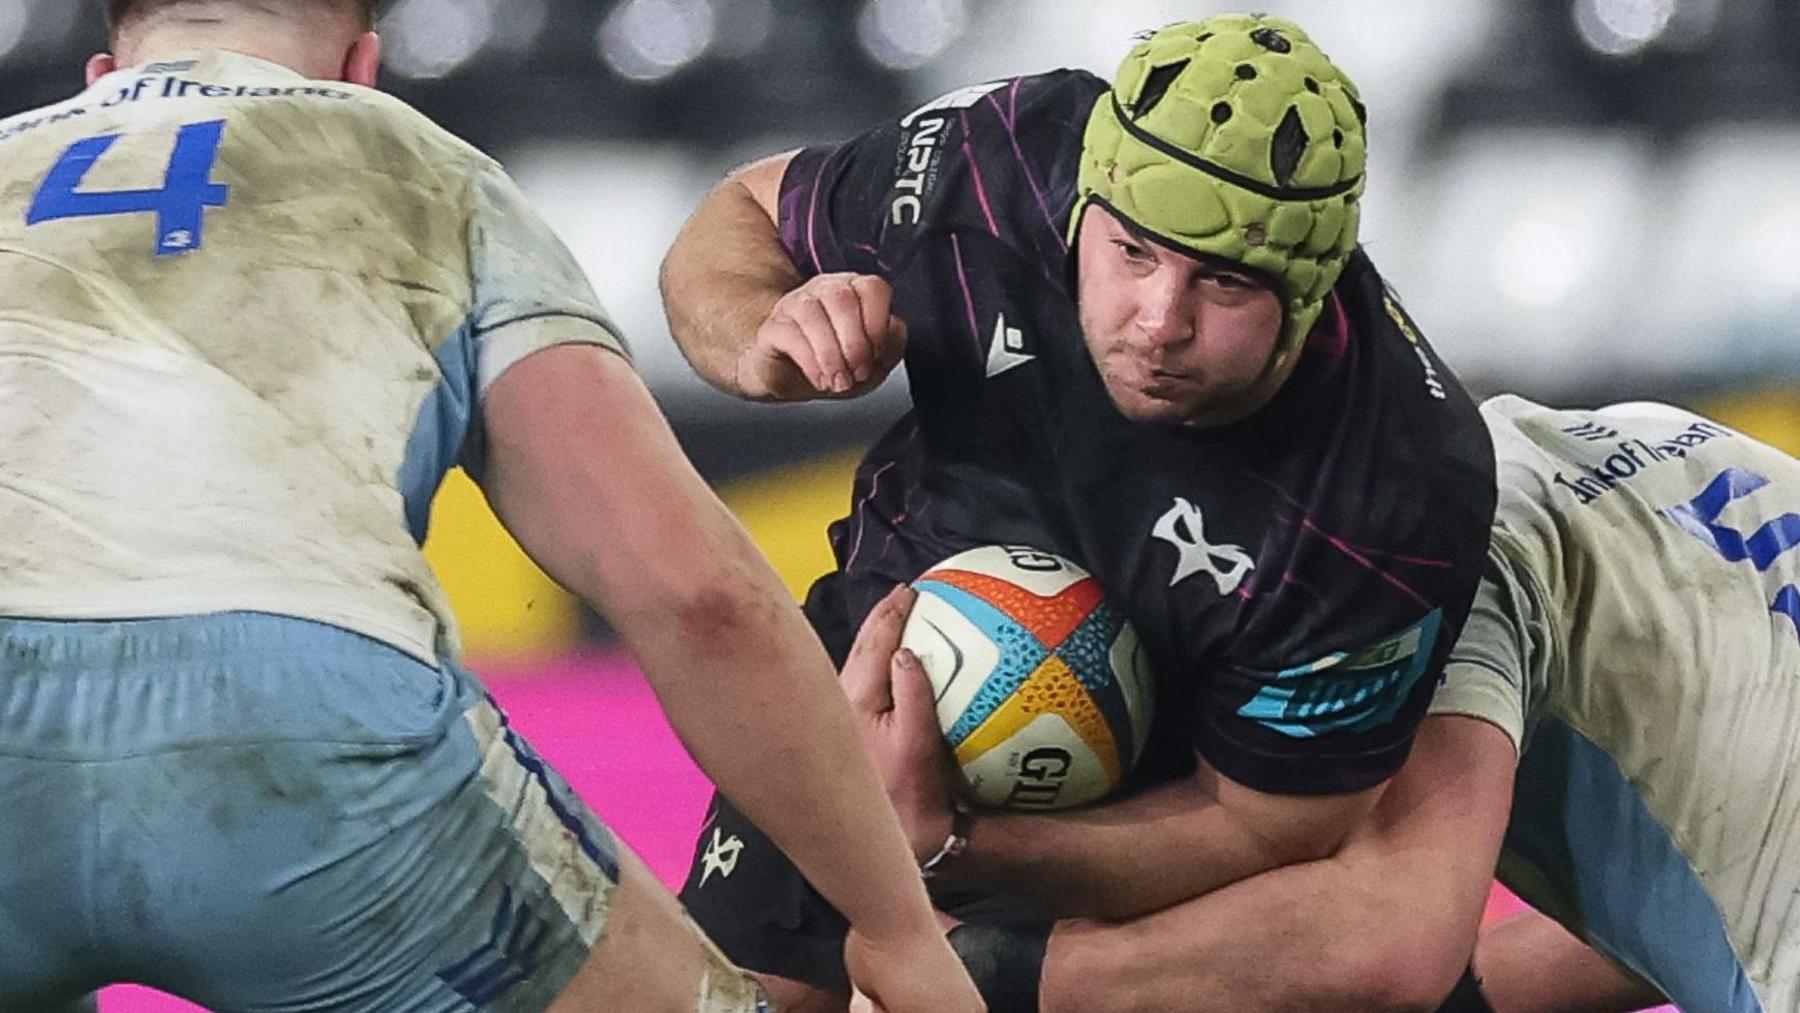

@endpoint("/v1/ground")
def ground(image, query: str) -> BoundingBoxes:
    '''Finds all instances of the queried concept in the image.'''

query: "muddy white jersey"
[0,51,624,662]
[1433,395,1800,1012]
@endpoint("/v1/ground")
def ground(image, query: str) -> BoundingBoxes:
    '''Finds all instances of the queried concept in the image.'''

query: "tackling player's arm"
[1476,910,1666,1012]
[861,592,1389,921]
[1036,646,1654,1012]
[464,165,978,1012]
[660,151,906,402]
[1034,712,1517,1013]
[977,559,1653,1013]
[479,345,981,1013]
[942,756,1386,920]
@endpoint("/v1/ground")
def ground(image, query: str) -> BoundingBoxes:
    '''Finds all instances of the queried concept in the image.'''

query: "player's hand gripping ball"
[901,545,1155,809]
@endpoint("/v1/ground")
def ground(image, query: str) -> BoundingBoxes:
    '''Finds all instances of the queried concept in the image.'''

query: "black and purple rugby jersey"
[779,71,1496,796]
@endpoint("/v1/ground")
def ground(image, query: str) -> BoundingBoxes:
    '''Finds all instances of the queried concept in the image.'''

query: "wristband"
[946,917,1052,1013]
[920,802,973,879]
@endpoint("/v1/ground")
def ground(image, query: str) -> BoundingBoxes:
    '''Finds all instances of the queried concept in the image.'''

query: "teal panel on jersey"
[1503,718,1762,1013]
[398,322,478,545]
[1237,609,1441,738]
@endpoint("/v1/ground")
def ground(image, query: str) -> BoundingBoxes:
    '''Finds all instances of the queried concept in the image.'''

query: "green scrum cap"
[1071,14,1368,364]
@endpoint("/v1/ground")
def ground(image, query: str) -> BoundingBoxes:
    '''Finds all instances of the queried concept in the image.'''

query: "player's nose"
[1131,280,1195,348]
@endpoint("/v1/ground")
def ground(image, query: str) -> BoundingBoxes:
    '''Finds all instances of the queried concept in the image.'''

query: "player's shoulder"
[1479,394,1749,483]
[981,68,1107,128]
[1279,251,1498,621]
[267,81,533,238]
[919,67,1100,184]
[1332,250,1493,465]
[895,69,1099,260]
[328,85,501,179]
[0,91,87,140]
[899,68,1101,129]
[1483,393,1712,431]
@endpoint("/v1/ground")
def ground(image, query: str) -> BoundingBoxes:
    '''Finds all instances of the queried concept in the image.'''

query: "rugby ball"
[901,545,1154,809]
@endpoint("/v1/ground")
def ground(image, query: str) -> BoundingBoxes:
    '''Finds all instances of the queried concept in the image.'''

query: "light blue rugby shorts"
[0,611,621,1011]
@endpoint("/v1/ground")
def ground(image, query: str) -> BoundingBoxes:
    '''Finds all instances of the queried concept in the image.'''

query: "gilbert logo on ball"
[901,545,1155,809]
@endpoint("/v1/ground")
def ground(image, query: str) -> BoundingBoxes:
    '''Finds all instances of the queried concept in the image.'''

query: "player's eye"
[1113,239,1155,264]
[1205,270,1258,291]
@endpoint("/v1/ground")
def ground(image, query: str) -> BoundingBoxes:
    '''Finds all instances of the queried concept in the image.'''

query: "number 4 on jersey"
[26,119,231,256]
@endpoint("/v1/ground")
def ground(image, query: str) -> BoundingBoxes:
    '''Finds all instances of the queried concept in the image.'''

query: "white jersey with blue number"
[1432,395,1800,1012]
[0,52,624,662]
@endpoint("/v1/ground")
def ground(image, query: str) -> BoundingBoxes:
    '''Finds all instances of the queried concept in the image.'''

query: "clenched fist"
[736,272,908,400]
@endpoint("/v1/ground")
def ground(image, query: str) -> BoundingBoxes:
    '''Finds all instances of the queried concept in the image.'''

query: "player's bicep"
[477,344,742,625]
[1195,753,1387,866]
[777,111,945,276]
[729,150,796,227]
[1201,609,1448,797]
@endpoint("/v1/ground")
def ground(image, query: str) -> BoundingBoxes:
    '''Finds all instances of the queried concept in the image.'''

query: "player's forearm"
[612,543,941,944]
[1475,912,1666,1012]
[936,780,1281,919]
[940,772,1374,921]
[481,349,935,942]
[1038,716,1516,1012]
[659,172,800,397]
[1040,851,1463,1013]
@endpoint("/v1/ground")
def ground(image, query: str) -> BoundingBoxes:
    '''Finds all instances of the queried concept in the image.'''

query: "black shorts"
[677,573,1048,988]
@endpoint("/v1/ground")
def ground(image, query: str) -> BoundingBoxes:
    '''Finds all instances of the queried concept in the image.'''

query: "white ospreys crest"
[986,313,1035,378]
[698,827,745,887]
[1152,497,1255,594]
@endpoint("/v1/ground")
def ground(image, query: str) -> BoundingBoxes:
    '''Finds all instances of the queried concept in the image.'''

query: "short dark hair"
[106,0,379,34]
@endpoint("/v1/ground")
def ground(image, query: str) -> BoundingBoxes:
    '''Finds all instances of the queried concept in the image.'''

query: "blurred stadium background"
[4,0,1792,1008]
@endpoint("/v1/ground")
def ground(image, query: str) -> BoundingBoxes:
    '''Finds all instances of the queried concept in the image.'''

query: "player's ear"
[86,53,118,87]
[342,31,380,88]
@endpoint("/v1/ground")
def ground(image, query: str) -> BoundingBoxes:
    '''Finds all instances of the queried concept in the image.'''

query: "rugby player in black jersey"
[662,14,1502,1011]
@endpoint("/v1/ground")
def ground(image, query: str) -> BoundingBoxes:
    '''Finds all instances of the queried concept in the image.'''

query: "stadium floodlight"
[1661,128,1800,312]
[1492,218,1588,309]
[1572,0,1677,57]
[381,0,497,80]
[1749,202,1800,303]
[856,0,970,71]
[1411,130,1653,386]
[597,0,717,84]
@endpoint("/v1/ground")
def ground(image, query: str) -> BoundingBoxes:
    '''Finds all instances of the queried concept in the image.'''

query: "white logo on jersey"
[891,81,1008,226]
[900,81,1007,128]
[1152,498,1255,594]
[698,828,745,887]
[986,313,1035,377]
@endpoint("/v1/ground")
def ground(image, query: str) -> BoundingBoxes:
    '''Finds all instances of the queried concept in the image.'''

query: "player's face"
[1075,206,1285,427]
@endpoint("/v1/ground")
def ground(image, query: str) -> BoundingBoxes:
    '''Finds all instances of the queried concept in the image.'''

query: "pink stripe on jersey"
[959,111,1001,238]
[950,233,983,358]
